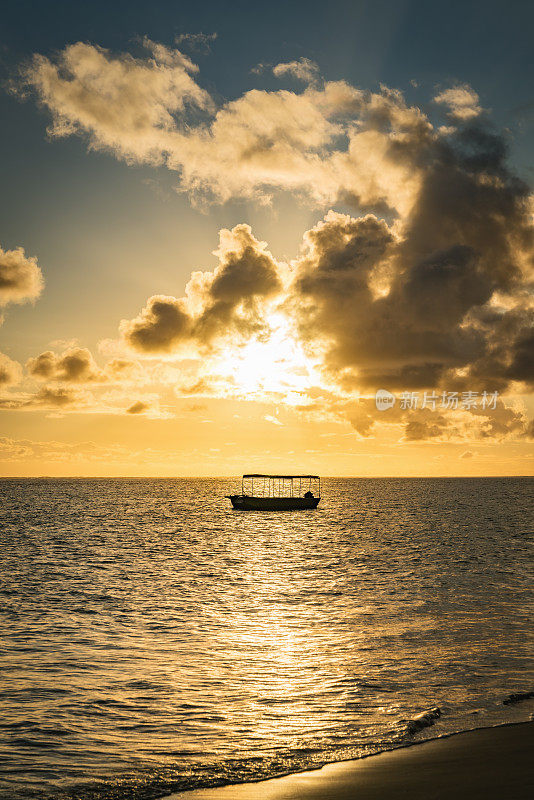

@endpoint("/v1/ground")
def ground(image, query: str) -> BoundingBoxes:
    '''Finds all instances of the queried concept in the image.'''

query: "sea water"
[0,477,533,799]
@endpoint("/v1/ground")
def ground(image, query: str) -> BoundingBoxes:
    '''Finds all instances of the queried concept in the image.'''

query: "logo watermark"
[375,389,396,411]
[375,389,499,411]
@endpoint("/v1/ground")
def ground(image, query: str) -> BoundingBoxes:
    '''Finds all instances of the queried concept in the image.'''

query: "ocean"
[1,477,533,799]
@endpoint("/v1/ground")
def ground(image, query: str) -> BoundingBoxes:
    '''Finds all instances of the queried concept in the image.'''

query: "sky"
[0,0,533,477]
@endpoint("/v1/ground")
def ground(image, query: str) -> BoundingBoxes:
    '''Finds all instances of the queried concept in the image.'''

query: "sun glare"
[217,313,320,402]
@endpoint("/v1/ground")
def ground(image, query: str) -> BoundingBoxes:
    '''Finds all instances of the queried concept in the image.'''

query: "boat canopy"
[243,474,319,479]
[239,473,320,499]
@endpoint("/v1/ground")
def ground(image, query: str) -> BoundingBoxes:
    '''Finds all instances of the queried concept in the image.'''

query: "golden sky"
[1,35,533,476]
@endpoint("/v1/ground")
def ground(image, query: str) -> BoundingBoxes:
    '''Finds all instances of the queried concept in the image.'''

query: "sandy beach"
[170,722,534,800]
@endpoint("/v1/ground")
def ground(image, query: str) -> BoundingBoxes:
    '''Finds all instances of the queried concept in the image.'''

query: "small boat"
[226,474,321,510]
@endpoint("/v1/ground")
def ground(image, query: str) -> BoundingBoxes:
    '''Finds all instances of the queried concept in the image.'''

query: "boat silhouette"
[226,474,321,510]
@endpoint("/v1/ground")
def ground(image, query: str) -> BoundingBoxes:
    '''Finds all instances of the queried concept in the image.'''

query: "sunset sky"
[1,0,533,476]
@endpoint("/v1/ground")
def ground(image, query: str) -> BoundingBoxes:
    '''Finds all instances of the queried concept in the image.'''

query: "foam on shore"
[167,721,534,800]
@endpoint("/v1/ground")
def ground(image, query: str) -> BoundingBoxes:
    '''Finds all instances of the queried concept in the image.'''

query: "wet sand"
[170,721,534,800]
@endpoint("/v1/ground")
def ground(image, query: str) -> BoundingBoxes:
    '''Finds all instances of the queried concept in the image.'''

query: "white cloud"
[433,84,482,120]
[264,414,283,425]
[272,58,320,84]
[22,39,212,164]
[21,40,432,213]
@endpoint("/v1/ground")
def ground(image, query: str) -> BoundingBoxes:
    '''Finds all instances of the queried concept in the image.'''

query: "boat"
[226,474,321,510]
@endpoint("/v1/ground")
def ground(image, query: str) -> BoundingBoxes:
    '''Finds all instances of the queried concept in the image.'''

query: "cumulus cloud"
[0,244,44,307]
[120,223,282,353]
[272,58,320,84]
[434,84,482,120]
[120,296,192,354]
[17,41,534,441]
[20,39,433,211]
[290,117,534,395]
[27,347,103,382]
[0,352,22,385]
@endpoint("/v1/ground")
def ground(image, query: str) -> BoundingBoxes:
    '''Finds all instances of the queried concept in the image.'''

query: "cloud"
[17,41,534,442]
[290,115,534,395]
[400,399,529,442]
[303,392,533,443]
[272,58,320,84]
[1,346,163,416]
[0,352,22,385]
[0,435,124,463]
[174,32,217,54]
[121,223,282,353]
[264,414,283,425]
[0,333,176,416]
[0,382,170,418]
[19,39,213,164]
[21,39,432,211]
[404,408,449,440]
[120,295,192,354]
[0,435,190,467]
[0,244,44,307]
[29,385,89,408]
[103,357,145,381]
[434,84,482,120]
[126,400,150,414]
[27,347,103,382]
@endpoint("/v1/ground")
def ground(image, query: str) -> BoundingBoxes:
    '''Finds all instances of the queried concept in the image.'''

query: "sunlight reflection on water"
[0,477,533,799]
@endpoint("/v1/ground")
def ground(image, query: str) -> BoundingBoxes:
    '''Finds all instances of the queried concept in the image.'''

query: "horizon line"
[1,475,533,480]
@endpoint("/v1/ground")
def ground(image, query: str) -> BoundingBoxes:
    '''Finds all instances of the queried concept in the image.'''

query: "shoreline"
[167,720,534,799]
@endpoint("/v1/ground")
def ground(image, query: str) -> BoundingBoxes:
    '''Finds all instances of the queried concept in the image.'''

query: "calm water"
[0,478,533,799]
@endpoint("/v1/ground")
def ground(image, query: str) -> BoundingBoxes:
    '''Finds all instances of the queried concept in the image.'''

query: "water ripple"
[0,477,533,799]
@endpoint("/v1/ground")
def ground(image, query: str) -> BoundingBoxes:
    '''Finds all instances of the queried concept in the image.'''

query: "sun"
[216,313,320,402]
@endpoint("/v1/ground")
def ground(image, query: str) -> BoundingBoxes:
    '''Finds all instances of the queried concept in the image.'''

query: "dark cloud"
[30,386,83,407]
[404,410,449,441]
[126,401,150,414]
[120,296,192,354]
[27,347,102,382]
[292,115,534,394]
[504,327,534,383]
[0,244,43,307]
[121,224,281,353]
[0,352,22,386]
[306,393,532,442]
[17,43,534,441]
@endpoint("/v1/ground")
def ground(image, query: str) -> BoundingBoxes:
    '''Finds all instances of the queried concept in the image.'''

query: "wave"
[503,690,534,705]
[395,706,441,739]
[7,716,533,800]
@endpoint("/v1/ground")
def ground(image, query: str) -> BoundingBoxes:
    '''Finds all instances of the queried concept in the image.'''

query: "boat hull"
[226,495,320,510]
